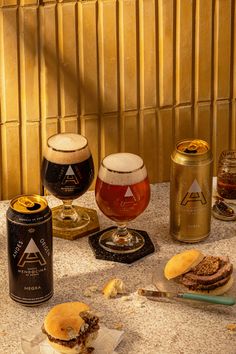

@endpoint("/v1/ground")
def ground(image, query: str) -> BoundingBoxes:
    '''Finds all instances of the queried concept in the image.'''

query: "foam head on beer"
[45,133,91,165]
[99,153,147,185]
[96,153,150,222]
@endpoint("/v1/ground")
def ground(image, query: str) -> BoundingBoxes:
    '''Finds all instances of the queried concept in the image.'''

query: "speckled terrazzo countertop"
[0,183,236,354]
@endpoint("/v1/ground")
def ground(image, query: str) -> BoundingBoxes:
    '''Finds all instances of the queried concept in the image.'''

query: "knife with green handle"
[138,289,236,306]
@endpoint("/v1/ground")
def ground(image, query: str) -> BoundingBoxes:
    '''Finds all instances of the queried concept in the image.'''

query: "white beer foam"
[98,153,147,185]
[44,133,91,164]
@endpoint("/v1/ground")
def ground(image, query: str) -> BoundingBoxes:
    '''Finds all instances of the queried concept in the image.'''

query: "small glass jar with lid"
[217,150,236,199]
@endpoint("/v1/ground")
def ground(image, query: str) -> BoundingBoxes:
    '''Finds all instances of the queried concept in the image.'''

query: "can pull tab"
[18,197,35,208]
[18,197,41,211]
[184,140,204,153]
[186,143,198,153]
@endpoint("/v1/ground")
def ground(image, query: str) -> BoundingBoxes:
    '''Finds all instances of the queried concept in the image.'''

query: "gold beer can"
[170,139,213,242]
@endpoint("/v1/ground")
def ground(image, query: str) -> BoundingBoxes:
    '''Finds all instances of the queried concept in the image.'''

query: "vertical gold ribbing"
[195,0,212,102]
[19,6,41,194]
[98,0,118,113]
[19,7,40,122]
[212,102,230,173]
[214,0,232,99]
[140,109,158,183]
[231,1,236,148]
[175,106,192,142]
[212,0,232,174]
[194,103,212,144]
[80,114,100,189]
[22,122,41,194]
[39,4,59,153]
[101,113,119,157]
[0,0,17,7]
[1,123,21,199]
[78,1,99,115]
[121,111,139,154]
[0,9,20,123]
[234,1,236,100]
[158,0,174,107]
[0,0,236,198]
[139,0,157,109]
[176,0,193,104]
[157,108,173,182]
[119,0,138,111]
[21,0,38,6]
[58,2,78,119]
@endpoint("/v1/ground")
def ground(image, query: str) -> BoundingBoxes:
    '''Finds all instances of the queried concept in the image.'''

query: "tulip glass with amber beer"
[95,153,150,253]
[41,133,94,233]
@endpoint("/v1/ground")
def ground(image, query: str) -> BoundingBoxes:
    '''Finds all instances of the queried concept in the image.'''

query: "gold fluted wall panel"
[0,0,236,199]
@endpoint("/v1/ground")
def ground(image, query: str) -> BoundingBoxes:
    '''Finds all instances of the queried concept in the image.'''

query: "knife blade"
[138,288,236,306]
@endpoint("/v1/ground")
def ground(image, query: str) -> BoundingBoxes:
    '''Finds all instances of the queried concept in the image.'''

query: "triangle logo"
[181,179,207,206]
[17,239,47,267]
[188,179,202,193]
[62,165,80,185]
[124,187,135,198]
[65,166,75,176]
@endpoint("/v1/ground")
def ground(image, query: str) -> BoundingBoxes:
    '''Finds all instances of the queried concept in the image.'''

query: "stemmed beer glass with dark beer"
[41,133,94,234]
[95,152,150,253]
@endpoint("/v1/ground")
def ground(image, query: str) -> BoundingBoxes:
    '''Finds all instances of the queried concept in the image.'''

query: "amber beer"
[170,139,213,242]
[7,195,53,306]
[95,154,150,223]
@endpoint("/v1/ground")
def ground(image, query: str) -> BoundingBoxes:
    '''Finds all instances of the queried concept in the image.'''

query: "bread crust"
[44,302,90,340]
[164,249,204,280]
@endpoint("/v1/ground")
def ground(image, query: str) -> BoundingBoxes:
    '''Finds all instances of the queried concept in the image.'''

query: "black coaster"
[88,226,155,264]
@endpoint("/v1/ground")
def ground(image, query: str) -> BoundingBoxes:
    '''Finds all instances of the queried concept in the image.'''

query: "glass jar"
[217,150,236,199]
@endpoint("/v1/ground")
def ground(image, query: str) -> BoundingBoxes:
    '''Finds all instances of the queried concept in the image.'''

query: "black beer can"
[7,195,53,306]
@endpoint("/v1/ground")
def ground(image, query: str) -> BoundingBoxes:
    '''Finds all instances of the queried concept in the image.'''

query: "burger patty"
[42,311,99,349]
[181,256,233,291]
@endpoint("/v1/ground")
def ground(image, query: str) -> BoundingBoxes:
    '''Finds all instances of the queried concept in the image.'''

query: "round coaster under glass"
[88,227,155,264]
[52,205,100,240]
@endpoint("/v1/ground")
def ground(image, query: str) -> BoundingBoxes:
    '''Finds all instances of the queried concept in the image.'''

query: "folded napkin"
[21,324,124,354]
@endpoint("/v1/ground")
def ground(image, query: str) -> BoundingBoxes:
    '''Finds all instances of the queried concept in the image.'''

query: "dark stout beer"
[42,156,94,199]
[41,133,94,199]
[7,195,53,306]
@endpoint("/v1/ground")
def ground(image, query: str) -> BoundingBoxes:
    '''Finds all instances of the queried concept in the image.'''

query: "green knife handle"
[182,293,235,306]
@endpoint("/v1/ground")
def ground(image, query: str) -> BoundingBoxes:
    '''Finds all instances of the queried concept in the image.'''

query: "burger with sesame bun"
[42,302,99,354]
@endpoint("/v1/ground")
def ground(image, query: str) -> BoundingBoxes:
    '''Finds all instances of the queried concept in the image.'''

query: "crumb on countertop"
[226,323,236,331]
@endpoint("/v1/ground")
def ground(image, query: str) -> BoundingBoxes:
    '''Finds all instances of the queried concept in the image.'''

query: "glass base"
[52,205,90,231]
[89,226,156,264]
[99,228,145,254]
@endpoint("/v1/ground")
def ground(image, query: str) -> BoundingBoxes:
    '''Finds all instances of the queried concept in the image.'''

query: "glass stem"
[113,223,132,245]
[117,223,128,236]
[60,200,78,222]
